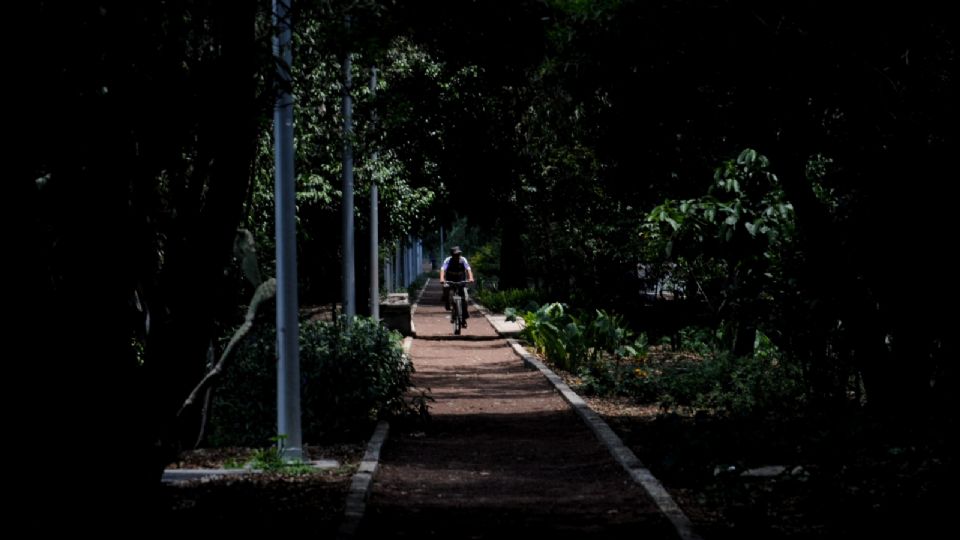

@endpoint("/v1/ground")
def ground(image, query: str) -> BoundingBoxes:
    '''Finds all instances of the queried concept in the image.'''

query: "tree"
[22,1,269,521]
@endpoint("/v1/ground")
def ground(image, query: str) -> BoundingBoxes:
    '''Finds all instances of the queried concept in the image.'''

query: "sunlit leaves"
[243,27,444,253]
[644,149,799,341]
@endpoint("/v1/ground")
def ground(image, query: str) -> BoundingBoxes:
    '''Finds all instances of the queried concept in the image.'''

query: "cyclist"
[439,246,474,326]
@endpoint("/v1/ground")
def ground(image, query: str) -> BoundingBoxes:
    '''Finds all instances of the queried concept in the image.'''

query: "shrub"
[575,359,661,403]
[658,330,806,415]
[207,316,415,446]
[520,303,647,375]
[473,288,543,313]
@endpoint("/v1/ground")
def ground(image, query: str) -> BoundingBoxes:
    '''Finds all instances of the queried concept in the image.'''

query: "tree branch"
[178,278,277,417]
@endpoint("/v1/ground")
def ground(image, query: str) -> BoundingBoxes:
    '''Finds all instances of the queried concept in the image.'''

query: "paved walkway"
[355,280,681,539]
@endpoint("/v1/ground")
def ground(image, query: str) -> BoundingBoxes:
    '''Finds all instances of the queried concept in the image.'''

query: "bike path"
[355,279,682,539]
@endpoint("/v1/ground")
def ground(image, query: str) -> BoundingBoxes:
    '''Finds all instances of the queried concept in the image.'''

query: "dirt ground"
[157,443,364,535]
[584,396,952,539]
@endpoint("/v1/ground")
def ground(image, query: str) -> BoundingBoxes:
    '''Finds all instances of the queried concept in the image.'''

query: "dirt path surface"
[358,280,679,539]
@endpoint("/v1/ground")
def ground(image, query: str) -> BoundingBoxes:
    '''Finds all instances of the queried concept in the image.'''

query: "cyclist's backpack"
[445,257,467,280]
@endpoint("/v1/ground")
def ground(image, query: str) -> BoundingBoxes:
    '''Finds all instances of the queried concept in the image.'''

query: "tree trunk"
[771,136,902,412]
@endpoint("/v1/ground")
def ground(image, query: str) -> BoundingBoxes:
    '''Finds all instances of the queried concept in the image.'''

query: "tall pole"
[384,257,392,292]
[408,235,415,283]
[369,67,380,320]
[272,0,302,461]
[341,16,355,320]
[395,242,402,289]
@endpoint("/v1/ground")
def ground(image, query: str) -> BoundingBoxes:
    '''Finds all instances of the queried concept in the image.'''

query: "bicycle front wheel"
[452,296,462,335]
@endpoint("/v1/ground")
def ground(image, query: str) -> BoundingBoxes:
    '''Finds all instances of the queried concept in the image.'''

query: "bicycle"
[444,281,469,335]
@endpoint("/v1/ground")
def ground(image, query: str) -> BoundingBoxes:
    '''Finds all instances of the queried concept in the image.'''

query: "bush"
[207,316,415,446]
[520,303,647,372]
[542,319,805,416]
[575,359,661,402]
[468,241,500,279]
[658,331,806,415]
[473,288,543,314]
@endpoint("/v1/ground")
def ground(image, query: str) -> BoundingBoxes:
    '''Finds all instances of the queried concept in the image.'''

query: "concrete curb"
[337,336,413,538]
[162,462,339,483]
[161,468,258,483]
[407,277,432,337]
[502,338,702,540]
[411,277,430,313]
[337,420,390,539]
[469,298,524,338]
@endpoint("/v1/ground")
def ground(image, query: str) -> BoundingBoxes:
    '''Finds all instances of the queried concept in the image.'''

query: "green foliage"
[207,316,418,446]
[671,326,725,358]
[645,149,798,353]
[300,316,418,432]
[648,149,796,253]
[473,288,543,314]
[468,241,501,283]
[658,331,806,416]
[243,32,444,304]
[244,436,317,475]
[555,321,806,417]
[521,303,576,371]
[576,358,660,403]
[520,303,646,373]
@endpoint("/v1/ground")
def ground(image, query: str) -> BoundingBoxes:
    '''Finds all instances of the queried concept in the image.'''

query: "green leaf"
[737,148,757,165]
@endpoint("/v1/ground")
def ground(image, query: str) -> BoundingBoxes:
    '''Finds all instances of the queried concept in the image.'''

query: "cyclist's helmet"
[450,246,462,256]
